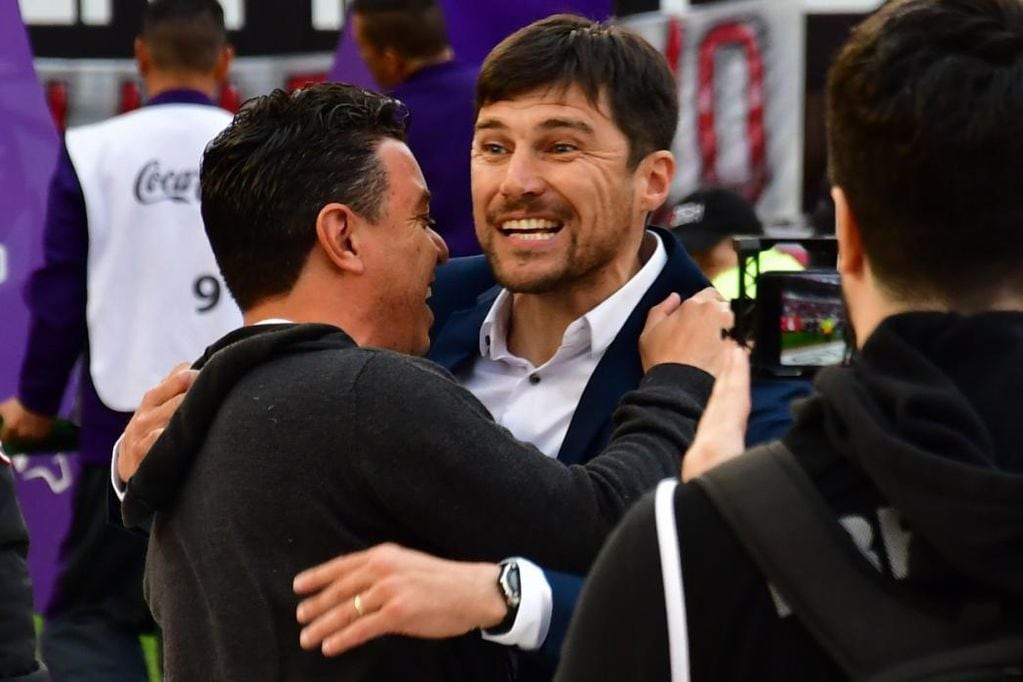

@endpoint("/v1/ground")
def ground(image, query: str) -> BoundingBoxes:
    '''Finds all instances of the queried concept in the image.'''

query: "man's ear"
[134,38,151,78]
[213,44,235,84]
[833,186,865,282]
[388,52,411,82]
[636,150,676,213]
[315,203,365,275]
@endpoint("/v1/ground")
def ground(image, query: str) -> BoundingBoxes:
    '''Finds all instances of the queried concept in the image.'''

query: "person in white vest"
[0,1,240,678]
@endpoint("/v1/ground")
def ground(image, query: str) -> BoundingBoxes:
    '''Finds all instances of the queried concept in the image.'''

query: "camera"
[728,236,853,378]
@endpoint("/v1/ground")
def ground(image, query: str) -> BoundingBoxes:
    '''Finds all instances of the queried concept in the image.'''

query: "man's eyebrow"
[418,189,432,210]
[474,118,596,136]
[474,118,507,132]
[538,118,595,135]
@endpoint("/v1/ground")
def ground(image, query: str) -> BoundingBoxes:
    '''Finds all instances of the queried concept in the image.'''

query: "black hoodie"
[556,311,1023,682]
[795,311,1023,600]
[123,322,712,681]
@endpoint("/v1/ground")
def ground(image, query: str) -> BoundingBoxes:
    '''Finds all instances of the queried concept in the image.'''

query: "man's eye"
[551,143,578,154]
[420,215,436,230]
[480,143,507,154]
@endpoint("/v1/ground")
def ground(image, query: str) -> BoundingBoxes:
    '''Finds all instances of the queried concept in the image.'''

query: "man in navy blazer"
[428,229,800,459]
[291,16,809,681]
[417,229,805,677]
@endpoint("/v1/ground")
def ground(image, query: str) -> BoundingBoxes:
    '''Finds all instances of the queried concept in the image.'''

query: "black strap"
[693,442,1022,681]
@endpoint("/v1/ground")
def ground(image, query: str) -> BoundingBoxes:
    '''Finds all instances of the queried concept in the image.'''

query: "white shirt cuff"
[480,557,552,651]
[110,435,127,501]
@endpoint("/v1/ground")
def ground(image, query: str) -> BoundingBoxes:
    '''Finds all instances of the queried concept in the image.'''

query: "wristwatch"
[484,560,521,636]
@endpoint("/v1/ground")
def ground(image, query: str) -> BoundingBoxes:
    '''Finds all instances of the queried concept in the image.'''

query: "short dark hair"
[351,0,450,60]
[476,14,678,169]
[141,0,227,73]
[200,83,409,310]
[827,0,1023,308]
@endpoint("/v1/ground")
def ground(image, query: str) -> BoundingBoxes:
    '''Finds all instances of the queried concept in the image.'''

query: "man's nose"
[498,149,546,199]
[430,228,450,265]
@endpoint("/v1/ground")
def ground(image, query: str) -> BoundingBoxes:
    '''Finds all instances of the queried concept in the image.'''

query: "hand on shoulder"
[639,288,734,377]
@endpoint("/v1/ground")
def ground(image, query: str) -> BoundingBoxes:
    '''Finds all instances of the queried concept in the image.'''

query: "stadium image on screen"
[778,276,847,367]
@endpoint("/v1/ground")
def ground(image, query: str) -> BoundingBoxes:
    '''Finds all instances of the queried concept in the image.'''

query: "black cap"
[654,188,762,253]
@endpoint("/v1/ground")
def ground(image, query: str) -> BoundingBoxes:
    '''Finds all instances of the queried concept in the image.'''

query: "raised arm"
[294,290,734,656]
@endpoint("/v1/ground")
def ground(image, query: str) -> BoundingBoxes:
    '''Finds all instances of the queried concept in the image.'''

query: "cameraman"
[556,0,1023,679]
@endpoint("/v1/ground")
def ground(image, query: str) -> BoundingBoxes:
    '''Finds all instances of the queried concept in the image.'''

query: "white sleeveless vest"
[66,104,242,412]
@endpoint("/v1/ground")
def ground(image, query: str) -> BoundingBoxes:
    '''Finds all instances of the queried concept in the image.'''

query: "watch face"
[500,561,521,609]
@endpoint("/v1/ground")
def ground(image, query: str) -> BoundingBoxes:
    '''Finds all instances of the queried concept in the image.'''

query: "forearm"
[358,358,711,573]
[18,310,85,416]
[18,147,88,415]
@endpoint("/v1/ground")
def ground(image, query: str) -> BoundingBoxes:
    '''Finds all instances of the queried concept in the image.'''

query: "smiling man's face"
[360,138,448,356]
[470,84,650,297]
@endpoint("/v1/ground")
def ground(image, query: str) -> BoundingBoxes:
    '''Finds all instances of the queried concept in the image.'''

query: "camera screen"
[779,273,847,367]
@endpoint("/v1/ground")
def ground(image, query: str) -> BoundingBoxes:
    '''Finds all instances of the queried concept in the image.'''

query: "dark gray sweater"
[124,323,712,681]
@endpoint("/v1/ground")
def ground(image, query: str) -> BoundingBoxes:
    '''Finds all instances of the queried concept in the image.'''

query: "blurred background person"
[654,187,803,300]
[0,1,241,678]
[351,0,480,256]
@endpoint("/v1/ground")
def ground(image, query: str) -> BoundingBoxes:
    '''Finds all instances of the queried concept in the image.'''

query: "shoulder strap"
[655,478,691,682]
[692,442,1011,681]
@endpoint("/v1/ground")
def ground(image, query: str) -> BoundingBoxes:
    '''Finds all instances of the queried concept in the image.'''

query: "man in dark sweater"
[121,83,733,680]
[556,1,1023,679]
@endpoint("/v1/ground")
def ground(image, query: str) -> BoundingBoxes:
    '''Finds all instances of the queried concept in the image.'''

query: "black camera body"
[728,236,852,378]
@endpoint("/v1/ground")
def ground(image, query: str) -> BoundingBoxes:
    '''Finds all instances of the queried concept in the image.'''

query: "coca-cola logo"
[133,160,201,205]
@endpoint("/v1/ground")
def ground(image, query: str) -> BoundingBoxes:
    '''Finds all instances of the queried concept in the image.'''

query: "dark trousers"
[41,464,156,681]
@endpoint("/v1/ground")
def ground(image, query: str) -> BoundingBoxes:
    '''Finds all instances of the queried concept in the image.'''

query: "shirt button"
[528,374,541,385]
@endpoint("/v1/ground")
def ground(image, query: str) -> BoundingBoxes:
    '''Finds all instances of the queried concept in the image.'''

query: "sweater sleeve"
[351,354,712,574]
[18,145,88,416]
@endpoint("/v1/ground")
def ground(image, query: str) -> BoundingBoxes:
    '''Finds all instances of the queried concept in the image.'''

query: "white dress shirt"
[476,232,667,649]
[463,233,668,459]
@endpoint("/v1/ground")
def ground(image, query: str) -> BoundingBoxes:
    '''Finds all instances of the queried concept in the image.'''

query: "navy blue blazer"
[426,227,811,677]
[430,228,708,466]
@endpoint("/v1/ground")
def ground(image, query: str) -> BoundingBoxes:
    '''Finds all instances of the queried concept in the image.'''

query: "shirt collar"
[478,230,668,360]
[585,232,667,354]
[147,89,217,108]
[479,289,514,359]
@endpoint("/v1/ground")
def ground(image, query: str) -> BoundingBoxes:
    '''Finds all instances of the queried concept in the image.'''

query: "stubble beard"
[486,224,630,297]
[481,188,637,296]
[486,233,577,294]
